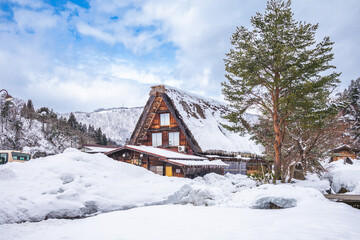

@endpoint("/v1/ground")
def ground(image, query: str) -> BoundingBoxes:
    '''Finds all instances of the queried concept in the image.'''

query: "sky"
[0,0,359,113]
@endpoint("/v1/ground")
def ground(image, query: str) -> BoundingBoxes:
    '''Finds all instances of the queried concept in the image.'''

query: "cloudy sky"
[0,0,359,113]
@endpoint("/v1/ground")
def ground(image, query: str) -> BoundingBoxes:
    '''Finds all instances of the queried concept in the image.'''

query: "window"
[150,166,163,175]
[169,132,179,146]
[152,133,162,147]
[11,152,31,161]
[0,153,8,164]
[160,113,170,126]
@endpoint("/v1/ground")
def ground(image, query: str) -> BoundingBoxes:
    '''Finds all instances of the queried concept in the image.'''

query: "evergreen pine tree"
[67,113,78,129]
[341,77,360,146]
[20,103,27,118]
[95,127,103,145]
[101,133,108,146]
[26,99,35,119]
[222,0,340,181]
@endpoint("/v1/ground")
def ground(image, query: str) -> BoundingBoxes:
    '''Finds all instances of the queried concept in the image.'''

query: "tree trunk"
[288,164,295,183]
[272,84,282,183]
[273,114,282,183]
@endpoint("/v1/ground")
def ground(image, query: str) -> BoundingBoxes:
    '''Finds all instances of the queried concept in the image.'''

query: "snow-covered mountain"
[61,107,143,146]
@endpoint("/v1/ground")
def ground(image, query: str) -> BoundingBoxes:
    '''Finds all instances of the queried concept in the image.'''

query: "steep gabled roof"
[130,85,263,155]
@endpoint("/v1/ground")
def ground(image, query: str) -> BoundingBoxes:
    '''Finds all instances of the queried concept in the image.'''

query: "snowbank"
[0,149,188,224]
[167,173,256,206]
[2,149,358,227]
[325,159,360,194]
[2,203,360,240]
[167,173,327,208]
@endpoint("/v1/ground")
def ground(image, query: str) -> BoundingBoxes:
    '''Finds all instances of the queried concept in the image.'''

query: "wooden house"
[106,145,227,178]
[106,85,264,177]
[331,145,358,162]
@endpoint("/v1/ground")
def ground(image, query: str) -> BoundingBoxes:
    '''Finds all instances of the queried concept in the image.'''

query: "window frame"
[160,113,170,126]
[152,132,162,147]
[169,132,180,146]
[11,152,31,161]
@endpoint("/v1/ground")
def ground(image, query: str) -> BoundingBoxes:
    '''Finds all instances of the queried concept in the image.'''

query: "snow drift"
[2,149,360,226]
[167,173,327,209]
[0,149,188,224]
[325,159,360,194]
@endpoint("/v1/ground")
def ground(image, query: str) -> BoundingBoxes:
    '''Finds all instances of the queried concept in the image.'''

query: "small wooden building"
[123,85,265,175]
[106,145,227,178]
[331,145,358,162]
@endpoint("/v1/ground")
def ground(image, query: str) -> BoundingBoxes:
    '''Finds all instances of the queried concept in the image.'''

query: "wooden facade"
[106,146,225,178]
[129,87,201,154]
[107,148,185,177]
[139,99,192,151]
[331,146,358,162]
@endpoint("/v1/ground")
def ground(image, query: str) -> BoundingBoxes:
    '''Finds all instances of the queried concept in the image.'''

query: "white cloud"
[13,8,59,32]
[16,60,155,112]
[109,64,162,85]
[77,22,116,45]
[119,0,260,93]
[0,0,359,113]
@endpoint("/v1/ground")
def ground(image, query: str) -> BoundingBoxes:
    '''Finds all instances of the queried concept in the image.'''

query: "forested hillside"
[0,98,112,155]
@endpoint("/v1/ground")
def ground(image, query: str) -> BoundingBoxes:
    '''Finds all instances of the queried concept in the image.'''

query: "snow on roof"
[162,86,263,155]
[332,145,358,153]
[168,159,228,167]
[83,146,118,153]
[120,145,208,160]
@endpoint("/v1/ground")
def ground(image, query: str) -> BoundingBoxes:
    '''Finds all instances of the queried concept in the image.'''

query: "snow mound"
[292,173,331,193]
[325,159,360,194]
[0,149,188,224]
[167,173,257,206]
[229,184,325,208]
[252,197,296,209]
[168,173,326,208]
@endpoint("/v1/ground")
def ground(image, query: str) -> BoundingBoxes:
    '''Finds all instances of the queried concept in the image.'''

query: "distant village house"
[331,145,358,163]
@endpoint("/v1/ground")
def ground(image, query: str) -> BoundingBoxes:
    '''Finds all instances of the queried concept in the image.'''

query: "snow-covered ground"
[1,192,360,240]
[2,203,360,240]
[1,150,360,239]
[0,149,188,224]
